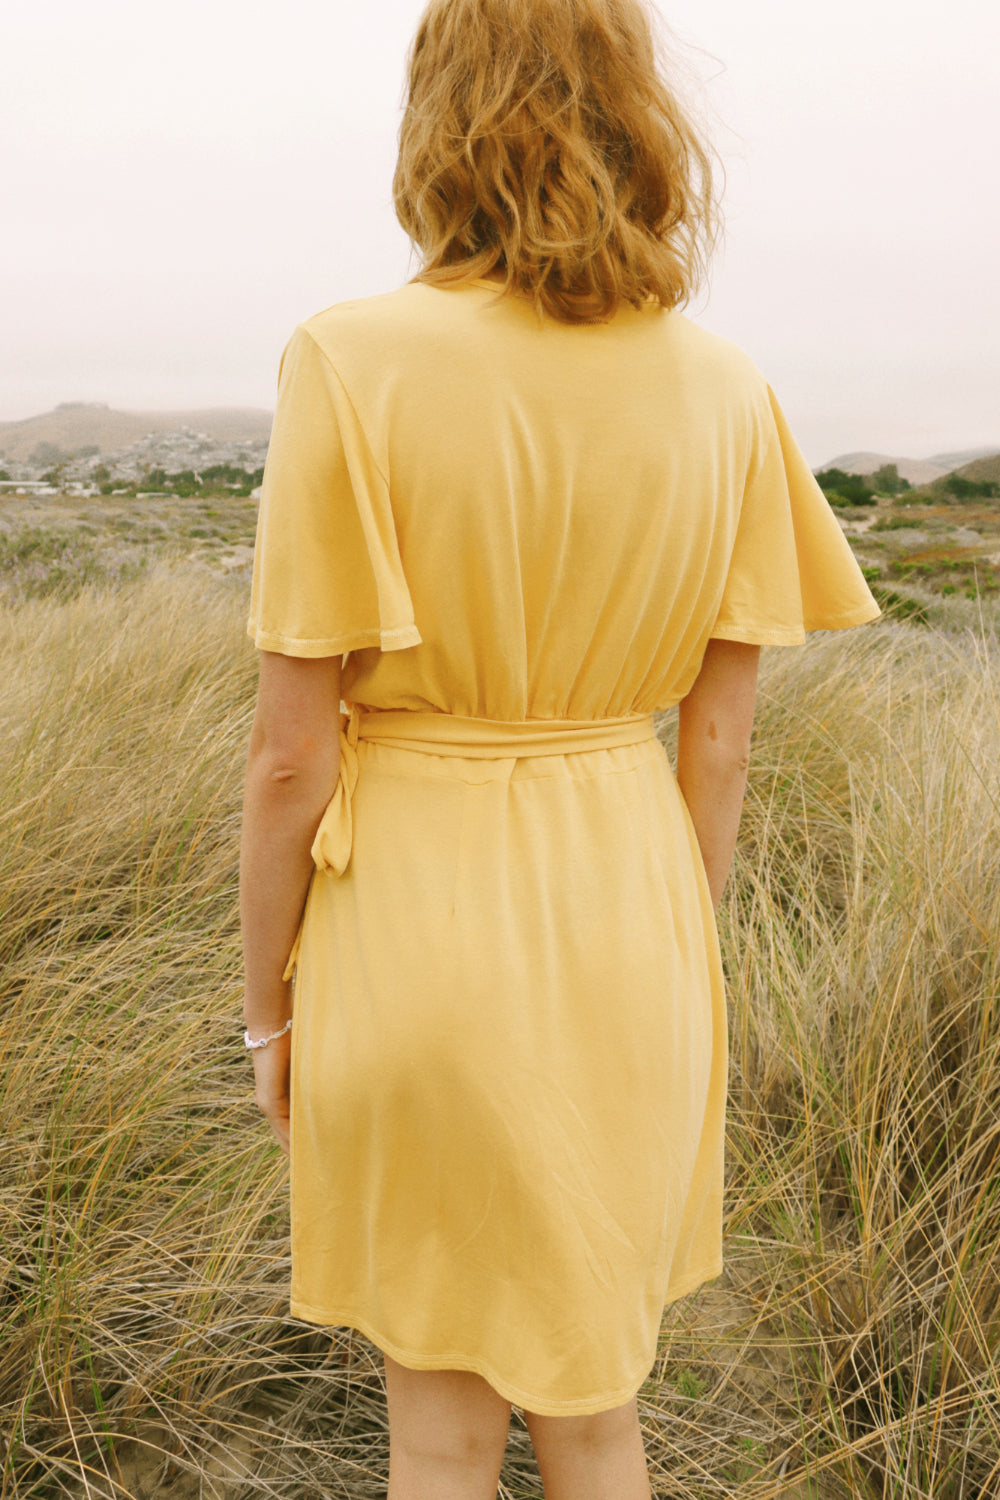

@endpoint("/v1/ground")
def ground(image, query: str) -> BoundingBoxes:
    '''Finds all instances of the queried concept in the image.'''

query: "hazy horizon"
[3,397,996,474]
[3,0,997,467]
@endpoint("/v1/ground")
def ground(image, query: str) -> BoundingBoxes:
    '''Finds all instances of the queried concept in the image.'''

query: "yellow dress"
[247,278,879,1416]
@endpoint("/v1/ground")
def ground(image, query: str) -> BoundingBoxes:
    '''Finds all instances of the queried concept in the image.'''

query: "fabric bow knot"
[281,704,361,982]
[310,702,362,877]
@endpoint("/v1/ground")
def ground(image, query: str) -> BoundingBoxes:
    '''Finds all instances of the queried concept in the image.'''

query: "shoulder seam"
[742,376,777,494]
[297,325,392,494]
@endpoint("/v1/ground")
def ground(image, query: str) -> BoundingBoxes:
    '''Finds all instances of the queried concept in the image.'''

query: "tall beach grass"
[1,567,998,1498]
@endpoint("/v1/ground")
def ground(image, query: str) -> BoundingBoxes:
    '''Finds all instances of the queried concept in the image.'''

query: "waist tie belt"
[319,705,660,880]
[282,704,658,981]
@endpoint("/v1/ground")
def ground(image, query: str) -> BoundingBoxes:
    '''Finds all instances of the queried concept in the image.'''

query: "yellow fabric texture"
[248,279,880,1416]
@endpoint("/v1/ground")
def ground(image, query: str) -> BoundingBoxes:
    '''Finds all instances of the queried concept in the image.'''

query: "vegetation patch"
[867,584,930,624]
[0,494,260,602]
[122,463,265,499]
[887,550,1000,601]
[0,525,147,599]
[815,468,878,507]
[896,476,1000,507]
[869,514,933,533]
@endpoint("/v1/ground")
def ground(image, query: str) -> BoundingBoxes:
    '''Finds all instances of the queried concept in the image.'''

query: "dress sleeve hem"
[709,598,882,647]
[247,620,423,656]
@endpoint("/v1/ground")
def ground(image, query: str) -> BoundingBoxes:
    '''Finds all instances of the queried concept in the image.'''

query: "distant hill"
[0,403,272,462]
[819,447,1000,486]
[900,451,1000,503]
[820,451,951,485]
[926,446,1000,470]
[954,453,1000,485]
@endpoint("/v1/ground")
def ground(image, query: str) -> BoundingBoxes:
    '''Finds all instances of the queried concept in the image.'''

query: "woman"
[239,0,879,1495]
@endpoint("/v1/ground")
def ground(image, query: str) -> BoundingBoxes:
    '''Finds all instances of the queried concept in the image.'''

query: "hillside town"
[0,425,268,500]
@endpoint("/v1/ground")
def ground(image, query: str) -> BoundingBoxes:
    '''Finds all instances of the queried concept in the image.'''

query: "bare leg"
[383,1353,512,1500]
[524,1396,652,1500]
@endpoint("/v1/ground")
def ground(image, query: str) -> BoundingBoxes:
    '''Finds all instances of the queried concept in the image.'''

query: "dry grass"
[1,568,998,1498]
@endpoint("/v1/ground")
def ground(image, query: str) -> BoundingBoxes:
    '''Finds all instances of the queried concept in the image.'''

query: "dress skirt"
[286,706,727,1416]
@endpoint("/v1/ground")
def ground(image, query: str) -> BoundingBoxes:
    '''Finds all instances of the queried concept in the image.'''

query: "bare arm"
[239,651,342,1151]
[676,638,760,909]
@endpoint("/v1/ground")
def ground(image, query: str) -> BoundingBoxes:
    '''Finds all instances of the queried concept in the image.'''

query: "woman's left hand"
[250,1032,292,1156]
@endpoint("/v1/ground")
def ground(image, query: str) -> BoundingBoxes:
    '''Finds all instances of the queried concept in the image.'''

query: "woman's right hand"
[249,1029,292,1156]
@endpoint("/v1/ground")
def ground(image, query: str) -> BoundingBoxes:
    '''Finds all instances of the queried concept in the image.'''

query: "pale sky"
[3,0,997,465]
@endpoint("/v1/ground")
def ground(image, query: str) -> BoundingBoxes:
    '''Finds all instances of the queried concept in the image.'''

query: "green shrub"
[869,584,929,624]
[816,468,877,506]
[945,476,999,500]
[871,515,925,533]
[871,462,911,495]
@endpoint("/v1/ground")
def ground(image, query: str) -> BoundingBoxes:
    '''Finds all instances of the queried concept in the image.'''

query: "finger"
[263,1111,290,1156]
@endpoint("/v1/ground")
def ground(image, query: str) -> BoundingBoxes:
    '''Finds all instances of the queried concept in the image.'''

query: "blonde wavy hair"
[393,0,722,324]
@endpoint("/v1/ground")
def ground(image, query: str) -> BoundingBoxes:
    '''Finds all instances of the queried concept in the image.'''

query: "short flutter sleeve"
[248,324,422,657]
[710,383,881,646]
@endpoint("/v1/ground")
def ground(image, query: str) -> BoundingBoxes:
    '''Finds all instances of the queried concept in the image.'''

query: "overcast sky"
[3,0,997,464]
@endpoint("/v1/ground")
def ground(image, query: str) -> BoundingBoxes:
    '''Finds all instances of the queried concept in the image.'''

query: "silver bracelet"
[244,1017,293,1050]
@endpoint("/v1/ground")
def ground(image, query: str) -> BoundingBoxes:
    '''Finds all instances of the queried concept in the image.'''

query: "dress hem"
[288,1261,723,1416]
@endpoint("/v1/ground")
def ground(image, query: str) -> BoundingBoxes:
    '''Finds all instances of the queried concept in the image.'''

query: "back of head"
[393,0,721,324]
